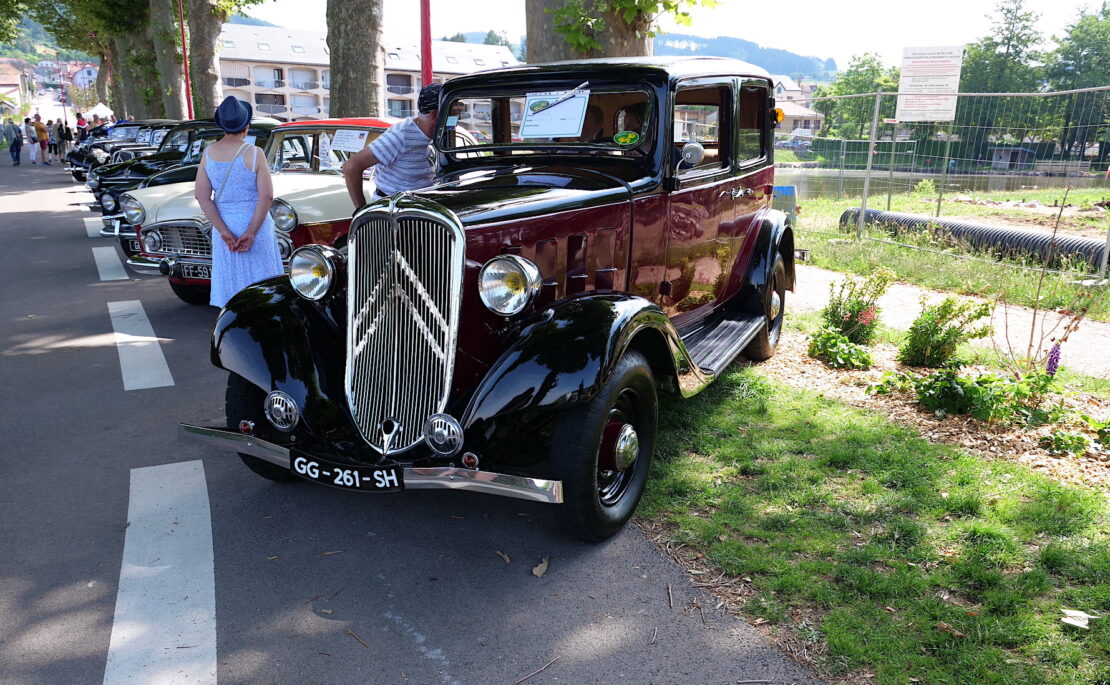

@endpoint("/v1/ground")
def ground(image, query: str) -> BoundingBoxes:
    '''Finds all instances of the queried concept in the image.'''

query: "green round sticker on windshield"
[614,130,641,147]
[530,100,551,112]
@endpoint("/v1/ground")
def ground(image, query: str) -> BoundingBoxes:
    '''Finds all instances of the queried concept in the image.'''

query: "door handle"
[729,187,755,199]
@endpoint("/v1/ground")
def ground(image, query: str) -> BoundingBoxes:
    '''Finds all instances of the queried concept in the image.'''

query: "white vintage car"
[120,118,395,304]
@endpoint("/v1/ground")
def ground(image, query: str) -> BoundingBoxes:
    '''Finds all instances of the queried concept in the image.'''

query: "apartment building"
[218,24,519,121]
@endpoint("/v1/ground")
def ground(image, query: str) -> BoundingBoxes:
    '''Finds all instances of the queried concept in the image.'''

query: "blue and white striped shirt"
[369,118,433,195]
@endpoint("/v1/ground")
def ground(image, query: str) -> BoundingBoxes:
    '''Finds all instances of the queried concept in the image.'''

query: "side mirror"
[678,142,704,169]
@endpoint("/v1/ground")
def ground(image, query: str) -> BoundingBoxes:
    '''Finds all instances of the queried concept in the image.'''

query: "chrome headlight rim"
[478,255,542,317]
[87,170,100,188]
[120,194,145,225]
[141,228,162,253]
[289,244,343,301]
[269,199,298,233]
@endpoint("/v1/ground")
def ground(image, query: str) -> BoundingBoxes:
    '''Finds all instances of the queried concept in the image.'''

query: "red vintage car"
[182,57,795,541]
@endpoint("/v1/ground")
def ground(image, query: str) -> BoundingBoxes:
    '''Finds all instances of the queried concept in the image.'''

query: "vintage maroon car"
[181,57,796,541]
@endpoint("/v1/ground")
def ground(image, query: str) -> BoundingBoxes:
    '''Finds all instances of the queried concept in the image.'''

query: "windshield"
[160,127,192,153]
[110,126,139,140]
[439,86,653,156]
[265,127,385,175]
[181,129,265,165]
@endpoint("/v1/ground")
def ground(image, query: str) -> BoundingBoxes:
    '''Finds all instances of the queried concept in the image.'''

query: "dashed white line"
[107,301,175,390]
[103,460,216,685]
[92,246,128,281]
[84,216,104,238]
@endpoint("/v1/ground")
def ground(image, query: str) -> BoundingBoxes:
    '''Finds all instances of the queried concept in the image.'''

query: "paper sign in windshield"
[189,139,204,157]
[152,130,168,146]
[331,129,370,153]
[318,133,339,169]
[519,89,590,139]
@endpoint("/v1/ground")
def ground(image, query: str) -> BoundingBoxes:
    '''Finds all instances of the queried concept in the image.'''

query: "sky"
[245,0,1097,72]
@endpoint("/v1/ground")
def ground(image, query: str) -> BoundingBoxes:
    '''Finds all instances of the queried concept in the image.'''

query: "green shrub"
[1039,431,1094,456]
[913,178,936,196]
[874,368,1063,425]
[1078,413,1110,446]
[898,296,991,368]
[820,268,895,345]
[808,328,873,369]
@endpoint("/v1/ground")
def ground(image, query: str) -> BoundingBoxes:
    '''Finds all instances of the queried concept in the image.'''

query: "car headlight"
[87,171,100,188]
[121,194,145,225]
[289,245,342,301]
[100,193,118,212]
[478,255,542,316]
[142,229,162,253]
[277,235,294,260]
[269,199,298,232]
[92,149,108,162]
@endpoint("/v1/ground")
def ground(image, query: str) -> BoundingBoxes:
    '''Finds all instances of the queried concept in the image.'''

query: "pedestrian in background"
[23,118,37,164]
[2,118,22,165]
[194,96,283,308]
[33,114,50,166]
[46,119,58,163]
[75,112,87,140]
[61,123,73,156]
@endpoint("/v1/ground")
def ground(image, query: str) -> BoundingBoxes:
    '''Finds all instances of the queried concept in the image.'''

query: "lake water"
[775,168,1110,201]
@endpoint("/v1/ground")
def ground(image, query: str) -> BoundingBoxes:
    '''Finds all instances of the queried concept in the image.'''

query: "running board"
[682,314,765,376]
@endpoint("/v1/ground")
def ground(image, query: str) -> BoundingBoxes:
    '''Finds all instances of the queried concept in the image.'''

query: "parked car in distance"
[180,57,796,541]
[120,118,393,304]
[65,120,178,182]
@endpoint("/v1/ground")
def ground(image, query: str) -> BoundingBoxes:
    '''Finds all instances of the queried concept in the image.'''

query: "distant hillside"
[228,13,281,28]
[654,33,837,79]
[0,16,96,64]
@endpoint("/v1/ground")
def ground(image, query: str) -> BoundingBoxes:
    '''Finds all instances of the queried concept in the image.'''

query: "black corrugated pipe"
[839,208,1106,269]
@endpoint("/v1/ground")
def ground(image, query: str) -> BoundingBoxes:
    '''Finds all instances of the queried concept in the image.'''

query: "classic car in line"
[180,57,796,541]
[65,120,178,182]
[119,118,393,304]
[104,119,281,261]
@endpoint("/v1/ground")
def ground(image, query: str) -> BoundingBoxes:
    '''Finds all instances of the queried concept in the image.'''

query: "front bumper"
[126,255,161,273]
[179,423,564,504]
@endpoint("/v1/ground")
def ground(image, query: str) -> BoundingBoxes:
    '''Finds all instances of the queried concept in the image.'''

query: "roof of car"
[447,56,771,86]
[131,119,179,126]
[277,117,394,129]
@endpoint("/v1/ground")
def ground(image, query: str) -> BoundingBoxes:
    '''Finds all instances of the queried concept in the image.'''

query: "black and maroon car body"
[180,56,796,540]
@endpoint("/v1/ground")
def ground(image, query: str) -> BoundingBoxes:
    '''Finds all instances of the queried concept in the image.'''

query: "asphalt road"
[0,156,820,685]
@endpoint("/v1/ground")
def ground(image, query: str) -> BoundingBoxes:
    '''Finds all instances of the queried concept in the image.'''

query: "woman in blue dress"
[195,96,284,308]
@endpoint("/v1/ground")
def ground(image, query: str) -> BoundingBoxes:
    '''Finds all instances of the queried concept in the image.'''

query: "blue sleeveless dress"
[204,144,284,308]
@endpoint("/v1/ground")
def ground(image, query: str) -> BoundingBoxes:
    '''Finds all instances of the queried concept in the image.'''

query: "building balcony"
[322,82,330,90]
[221,77,250,88]
[291,105,321,115]
[386,85,415,95]
[254,79,286,89]
[289,80,319,91]
[256,104,288,114]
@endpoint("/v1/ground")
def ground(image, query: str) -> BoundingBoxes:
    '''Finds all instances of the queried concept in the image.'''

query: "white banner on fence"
[895,45,965,122]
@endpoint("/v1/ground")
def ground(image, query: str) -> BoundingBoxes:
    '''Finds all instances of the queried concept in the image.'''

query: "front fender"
[458,294,702,475]
[211,277,357,450]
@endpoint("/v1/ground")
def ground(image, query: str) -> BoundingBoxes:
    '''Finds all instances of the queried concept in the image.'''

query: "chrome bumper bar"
[126,255,161,273]
[179,424,564,504]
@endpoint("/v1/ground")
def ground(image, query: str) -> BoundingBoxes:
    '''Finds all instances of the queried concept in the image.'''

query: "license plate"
[290,455,403,491]
[127,240,140,252]
[181,264,211,279]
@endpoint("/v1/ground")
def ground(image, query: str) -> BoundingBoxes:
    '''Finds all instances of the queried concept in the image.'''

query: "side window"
[673,85,730,174]
[272,135,311,171]
[737,84,767,163]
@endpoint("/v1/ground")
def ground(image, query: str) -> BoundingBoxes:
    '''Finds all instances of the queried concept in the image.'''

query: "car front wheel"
[551,350,658,542]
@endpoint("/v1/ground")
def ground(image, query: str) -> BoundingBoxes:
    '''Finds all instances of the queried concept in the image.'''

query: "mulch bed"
[753,331,1110,493]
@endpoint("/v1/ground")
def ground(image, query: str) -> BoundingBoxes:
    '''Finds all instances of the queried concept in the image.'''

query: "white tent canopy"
[85,102,113,118]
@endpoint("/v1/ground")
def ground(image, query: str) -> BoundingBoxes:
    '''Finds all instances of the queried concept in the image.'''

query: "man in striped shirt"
[344,83,442,208]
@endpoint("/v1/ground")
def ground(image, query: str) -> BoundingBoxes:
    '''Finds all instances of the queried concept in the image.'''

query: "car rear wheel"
[225,373,298,482]
[551,350,657,542]
[169,280,211,306]
[743,253,786,361]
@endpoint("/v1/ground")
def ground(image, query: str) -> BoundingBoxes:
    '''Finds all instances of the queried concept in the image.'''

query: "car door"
[661,78,741,333]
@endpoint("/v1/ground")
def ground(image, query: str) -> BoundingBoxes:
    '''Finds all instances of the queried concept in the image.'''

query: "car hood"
[97,150,182,179]
[138,172,362,226]
[412,164,634,227]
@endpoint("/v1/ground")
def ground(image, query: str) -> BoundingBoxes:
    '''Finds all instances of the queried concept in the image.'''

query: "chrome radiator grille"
[156,223,211,257]
[345,208,464,455]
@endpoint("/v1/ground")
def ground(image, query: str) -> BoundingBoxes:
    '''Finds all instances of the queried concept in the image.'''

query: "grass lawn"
[642,367,1110,684]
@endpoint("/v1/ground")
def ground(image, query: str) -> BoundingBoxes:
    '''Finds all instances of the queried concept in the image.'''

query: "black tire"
[169,280,212,306]
[71,171,86,182]
[225,373,299,482]
[743,253,786,361]
[551,350,658,542]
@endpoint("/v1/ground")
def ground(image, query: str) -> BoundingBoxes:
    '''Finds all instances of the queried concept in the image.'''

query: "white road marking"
[92,247,128,281]
[103,460,216,685]
[107,301,175,390]
[84,217,103,238]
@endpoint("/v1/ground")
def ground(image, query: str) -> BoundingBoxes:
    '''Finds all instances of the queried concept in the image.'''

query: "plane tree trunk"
[326,0,383,117]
